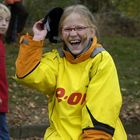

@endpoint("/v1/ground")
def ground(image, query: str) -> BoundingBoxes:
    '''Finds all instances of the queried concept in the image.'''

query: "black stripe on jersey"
[83,106,115,136]
[16,62,40,79]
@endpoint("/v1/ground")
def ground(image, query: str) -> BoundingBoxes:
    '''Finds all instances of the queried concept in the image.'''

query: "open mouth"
[69,40,81,49]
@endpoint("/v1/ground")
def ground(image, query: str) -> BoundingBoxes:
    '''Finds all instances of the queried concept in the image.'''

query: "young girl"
[0,3,11,140]
[15,4,127,140]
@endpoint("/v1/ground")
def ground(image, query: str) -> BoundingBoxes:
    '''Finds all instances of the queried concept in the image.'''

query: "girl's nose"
[2,19,7,25]
[69,30,77,36]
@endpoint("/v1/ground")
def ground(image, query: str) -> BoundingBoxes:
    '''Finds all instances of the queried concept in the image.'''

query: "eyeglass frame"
[61,25,92,33]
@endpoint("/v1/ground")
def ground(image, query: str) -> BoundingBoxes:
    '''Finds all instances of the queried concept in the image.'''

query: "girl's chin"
[0,30,6,34]
[71,49,82,55]
[69,44,81,50]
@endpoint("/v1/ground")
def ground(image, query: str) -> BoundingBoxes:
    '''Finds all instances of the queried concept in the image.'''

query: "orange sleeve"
[82,129,112,140]
[16,34,44,78]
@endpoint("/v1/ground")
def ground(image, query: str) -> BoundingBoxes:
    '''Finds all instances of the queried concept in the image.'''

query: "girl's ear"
[91,28,96,36]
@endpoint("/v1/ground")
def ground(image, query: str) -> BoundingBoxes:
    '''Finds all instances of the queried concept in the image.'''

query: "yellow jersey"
[15,35,127,140]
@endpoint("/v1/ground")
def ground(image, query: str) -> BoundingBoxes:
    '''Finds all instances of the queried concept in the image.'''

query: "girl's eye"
[6,17,10,22]
[6,19,10,22]
[75,26,87,31]
[63,26,89,33]
[63,27,72,32]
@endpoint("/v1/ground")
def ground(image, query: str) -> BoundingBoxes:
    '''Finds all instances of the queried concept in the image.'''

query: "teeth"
[70,40,80,43]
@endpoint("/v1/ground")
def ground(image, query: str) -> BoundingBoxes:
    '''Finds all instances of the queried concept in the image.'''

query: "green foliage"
[117,0,140,18]
[24,0,80,25]
[79,0,140,19]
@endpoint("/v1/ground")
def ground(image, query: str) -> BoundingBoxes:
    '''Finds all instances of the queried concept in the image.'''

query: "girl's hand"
[32,20,47,41]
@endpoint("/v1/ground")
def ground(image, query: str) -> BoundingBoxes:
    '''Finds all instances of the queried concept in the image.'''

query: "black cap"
[41,7,63,43]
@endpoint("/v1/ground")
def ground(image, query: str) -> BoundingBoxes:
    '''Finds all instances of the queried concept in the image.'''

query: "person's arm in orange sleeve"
[16,20,47,78]
[82,129,112,140]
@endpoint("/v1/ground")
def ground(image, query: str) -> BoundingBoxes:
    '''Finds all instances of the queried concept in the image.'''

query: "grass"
[5,35,140,109]
[101,35,140,98]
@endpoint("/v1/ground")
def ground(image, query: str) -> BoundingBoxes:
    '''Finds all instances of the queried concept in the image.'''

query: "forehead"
[0,5,11,17]
[63,13,88,26]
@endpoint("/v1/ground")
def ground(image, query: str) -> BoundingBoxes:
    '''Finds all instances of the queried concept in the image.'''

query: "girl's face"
[0,13,10,34]
[61,13,95,55]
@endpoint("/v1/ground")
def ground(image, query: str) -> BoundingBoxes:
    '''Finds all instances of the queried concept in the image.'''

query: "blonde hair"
[59,4,98,35]
[0,3,11,17]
